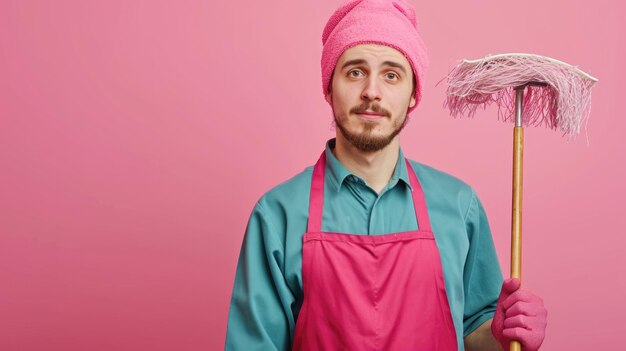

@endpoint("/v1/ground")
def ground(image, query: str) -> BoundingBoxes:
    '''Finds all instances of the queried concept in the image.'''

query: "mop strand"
[443,53,598,138]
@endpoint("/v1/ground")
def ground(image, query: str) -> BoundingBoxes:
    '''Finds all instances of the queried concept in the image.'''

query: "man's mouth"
[355,111,386,119]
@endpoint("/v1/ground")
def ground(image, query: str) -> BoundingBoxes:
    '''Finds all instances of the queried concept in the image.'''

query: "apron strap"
[405,159,432,232]
[307,152,326,233]
[307,151,432,233]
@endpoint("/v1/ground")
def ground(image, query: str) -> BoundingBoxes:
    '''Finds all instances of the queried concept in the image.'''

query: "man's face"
[328,44,416,153]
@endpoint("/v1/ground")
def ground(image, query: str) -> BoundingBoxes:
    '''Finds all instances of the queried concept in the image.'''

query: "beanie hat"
[321,0,429,112]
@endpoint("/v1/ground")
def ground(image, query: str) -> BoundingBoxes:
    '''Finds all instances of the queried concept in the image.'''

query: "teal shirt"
[225,139,503,351]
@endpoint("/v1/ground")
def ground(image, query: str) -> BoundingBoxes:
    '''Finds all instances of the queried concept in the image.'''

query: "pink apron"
[292,152,458,351]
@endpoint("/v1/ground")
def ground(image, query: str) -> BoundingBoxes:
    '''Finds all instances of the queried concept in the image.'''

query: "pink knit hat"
[321,0,429,112]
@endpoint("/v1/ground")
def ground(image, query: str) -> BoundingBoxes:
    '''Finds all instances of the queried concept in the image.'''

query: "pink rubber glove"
[491,278,547,351]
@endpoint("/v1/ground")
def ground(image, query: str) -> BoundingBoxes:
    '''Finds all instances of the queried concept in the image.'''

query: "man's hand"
[491,278,547,351]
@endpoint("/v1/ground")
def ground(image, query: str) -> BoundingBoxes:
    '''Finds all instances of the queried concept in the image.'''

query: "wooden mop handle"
[510,126,523,351]
[510,88,524,351]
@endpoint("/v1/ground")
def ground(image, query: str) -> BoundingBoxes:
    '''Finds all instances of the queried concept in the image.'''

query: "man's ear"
[409,95,416,109]
[326,72,335,104]
[408,75,417,109]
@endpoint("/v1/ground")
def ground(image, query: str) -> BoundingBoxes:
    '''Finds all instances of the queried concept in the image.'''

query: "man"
[225,0,547,350]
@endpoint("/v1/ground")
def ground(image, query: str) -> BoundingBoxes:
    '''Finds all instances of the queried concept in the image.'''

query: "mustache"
[350,102,391,117]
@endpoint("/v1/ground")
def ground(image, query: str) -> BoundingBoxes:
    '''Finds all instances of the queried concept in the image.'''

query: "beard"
[334,102,408,153]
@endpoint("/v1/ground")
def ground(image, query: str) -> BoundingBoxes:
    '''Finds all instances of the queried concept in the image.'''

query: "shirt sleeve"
[462,190,504,337]
[225,199,296,351]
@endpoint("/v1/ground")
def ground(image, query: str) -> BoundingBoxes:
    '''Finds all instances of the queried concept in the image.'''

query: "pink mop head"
[444,53,598,138]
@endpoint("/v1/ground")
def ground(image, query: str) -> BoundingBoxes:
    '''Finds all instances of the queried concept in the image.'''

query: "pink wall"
[1,0,624,349]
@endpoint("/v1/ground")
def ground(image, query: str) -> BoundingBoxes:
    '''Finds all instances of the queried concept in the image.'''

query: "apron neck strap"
[307,151,432,233]
[405,159,432,232]
[307,152,327,233]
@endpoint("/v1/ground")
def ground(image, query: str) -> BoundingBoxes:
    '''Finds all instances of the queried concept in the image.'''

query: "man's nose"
[361,76,382,101]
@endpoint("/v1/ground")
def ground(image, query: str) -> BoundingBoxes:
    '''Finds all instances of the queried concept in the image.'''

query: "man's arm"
[461,190,503,338]
[462,192,547,351]
[224,200,295,351]
[464,319,504,351]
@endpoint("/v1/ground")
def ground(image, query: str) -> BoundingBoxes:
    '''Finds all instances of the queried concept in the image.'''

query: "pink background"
[1,0,624,349]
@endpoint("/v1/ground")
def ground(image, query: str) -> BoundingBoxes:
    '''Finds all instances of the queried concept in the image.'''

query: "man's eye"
[349,70,363,77]
[386,72,399,80]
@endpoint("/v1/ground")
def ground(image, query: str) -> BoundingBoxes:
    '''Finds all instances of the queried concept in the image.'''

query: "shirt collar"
[324,138,413,193]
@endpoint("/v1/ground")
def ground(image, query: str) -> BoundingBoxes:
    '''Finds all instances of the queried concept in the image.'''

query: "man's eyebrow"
[340,59,367,70]
[340,59,408,74]
[382,61,408,74]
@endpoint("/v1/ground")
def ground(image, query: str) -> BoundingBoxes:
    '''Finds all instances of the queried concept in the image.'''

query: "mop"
[443,53,598,351]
